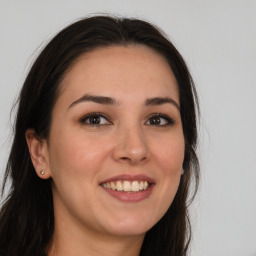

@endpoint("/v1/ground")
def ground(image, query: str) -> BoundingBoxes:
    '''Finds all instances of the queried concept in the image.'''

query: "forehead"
[58,45,179,105]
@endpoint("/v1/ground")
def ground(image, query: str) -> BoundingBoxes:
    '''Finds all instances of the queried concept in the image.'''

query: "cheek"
[48,129,112,183]
[48,131,110,216]
[155,134,185,174]
[155,134,184,192]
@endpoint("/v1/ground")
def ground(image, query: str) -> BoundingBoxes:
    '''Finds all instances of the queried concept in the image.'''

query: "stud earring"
[40,170,45,175]
[182,169,185,175]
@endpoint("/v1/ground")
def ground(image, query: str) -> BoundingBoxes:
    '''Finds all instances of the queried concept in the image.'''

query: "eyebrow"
[68,94,117,109]
[145,97,180,110]
[68,94,179,110]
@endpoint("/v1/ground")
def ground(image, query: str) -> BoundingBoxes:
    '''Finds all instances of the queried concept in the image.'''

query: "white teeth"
[102,180,149,192]
[123,181,131,191]
[116,181,122,191]
[132,181,140,192]
[110,182,116,190]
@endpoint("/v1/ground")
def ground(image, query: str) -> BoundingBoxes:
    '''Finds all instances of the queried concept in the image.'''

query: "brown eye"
[88,116,101,125]
[80,113,111,126]
[149,116,161,125]
[146,114,175,126]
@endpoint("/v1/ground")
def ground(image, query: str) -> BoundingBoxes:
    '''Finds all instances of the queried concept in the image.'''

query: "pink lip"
[101,185,154,202]
[99,174,155,202]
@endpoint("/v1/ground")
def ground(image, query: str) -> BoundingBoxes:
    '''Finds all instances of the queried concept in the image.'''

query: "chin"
[100,213,159,237]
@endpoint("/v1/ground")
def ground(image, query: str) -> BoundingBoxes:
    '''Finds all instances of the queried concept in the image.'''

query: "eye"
[145,114,175,126]
[80,112,111,126]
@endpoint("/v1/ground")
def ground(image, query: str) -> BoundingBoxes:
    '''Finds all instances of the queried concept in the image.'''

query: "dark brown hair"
[0,15,199,256]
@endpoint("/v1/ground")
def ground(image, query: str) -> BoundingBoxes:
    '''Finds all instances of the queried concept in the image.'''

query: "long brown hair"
[0,15,199,256]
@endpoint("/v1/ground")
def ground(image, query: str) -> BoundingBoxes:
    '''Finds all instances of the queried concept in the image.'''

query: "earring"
[182,169,185,175]
[40,170,45,175]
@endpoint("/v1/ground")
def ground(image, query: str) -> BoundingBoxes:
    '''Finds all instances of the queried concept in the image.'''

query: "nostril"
[118,155,149,165]
[120,156,130,161]
[141,156,148,162]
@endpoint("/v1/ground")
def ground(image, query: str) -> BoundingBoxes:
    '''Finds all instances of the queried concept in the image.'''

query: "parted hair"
[0,15,199,256]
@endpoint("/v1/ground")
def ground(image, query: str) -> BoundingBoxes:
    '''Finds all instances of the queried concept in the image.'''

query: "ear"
[25,129,52,179]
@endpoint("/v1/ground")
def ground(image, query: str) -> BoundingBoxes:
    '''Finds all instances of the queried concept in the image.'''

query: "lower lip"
[101,185,154,202]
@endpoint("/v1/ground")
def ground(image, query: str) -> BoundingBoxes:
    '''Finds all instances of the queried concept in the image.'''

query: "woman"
[0,15,199,256]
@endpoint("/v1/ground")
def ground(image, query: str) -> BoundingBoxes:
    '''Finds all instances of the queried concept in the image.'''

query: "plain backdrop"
[0,1,255,255]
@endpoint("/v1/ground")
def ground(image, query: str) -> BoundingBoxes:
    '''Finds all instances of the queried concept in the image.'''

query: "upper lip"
[100,174,155,185]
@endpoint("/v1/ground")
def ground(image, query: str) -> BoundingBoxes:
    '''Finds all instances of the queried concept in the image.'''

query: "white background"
[0,1,255,255]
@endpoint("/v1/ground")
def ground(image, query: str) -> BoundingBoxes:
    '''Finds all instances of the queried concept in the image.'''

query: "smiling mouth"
[101,180,150,192]
[100,175,155,202]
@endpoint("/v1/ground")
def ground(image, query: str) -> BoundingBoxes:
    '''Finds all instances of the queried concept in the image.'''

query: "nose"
[112,126,150,165]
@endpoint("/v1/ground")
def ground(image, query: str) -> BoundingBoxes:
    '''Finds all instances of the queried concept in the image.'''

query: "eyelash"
[79,112,175,127]
[146,113,175,126]
[79,112,111,126]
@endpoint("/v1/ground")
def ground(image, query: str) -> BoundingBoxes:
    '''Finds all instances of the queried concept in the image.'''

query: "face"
[44,45,184,237]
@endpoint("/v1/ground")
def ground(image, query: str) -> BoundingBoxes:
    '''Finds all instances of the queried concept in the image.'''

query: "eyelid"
[78,112,175,127]
[79,112,112,125]
[145,113,175,126]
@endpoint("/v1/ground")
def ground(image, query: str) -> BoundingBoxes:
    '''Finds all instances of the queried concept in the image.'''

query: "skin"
[26,45,185,256]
